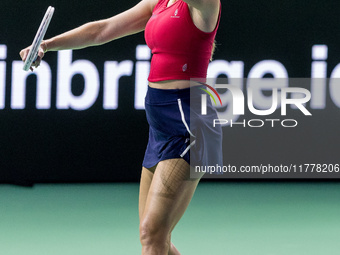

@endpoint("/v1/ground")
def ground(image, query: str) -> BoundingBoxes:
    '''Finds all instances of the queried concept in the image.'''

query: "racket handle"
[33,50,39,63]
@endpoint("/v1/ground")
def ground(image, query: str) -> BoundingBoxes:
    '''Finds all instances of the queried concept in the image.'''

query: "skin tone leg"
[139,158,203,255]
[139,166,181,255]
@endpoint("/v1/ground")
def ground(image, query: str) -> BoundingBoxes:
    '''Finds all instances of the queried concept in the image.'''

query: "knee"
[139,218,170,247]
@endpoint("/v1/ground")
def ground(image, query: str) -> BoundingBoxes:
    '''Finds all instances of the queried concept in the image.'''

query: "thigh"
[139,166,156,221]
[140,158,203,233]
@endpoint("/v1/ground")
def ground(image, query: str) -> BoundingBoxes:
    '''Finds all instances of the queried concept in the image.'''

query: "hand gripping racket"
[23,6,55,71]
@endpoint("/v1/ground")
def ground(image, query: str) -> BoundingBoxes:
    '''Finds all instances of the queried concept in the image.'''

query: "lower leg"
[139,167,181,255]
[142,242,169,255]
[140,226,169,255]
[140,225,181,255]
[140,159,202,255]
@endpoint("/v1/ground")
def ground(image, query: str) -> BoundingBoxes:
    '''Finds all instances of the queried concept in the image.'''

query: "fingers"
[32,56,42,68]
[37,46,45,60]
[32,47,45,67]
[19,47,29,62]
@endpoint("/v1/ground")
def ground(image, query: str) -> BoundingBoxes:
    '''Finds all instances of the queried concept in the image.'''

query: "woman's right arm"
[20,0,158,67]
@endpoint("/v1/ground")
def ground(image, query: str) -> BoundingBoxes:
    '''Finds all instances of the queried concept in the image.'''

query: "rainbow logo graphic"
[199,83,223,106]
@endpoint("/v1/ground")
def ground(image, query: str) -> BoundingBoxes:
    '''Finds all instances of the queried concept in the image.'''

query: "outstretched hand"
[19,43,46,71]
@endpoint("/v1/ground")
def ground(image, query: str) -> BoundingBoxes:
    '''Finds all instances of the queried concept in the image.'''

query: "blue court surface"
[1,182,339,255]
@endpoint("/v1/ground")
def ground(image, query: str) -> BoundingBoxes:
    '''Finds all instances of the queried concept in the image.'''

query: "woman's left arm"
[182,0,219,12]
[181,0,220,32]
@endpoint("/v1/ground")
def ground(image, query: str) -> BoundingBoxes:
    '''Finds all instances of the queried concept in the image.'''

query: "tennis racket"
[23,6,55,71]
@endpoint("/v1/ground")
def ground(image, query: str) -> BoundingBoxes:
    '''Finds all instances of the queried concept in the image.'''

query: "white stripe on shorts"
[177,98,196,158]
[180,140,196,158]
[177,99,195,137]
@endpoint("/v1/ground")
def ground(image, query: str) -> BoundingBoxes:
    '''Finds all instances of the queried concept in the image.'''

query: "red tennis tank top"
[145,0,221,82]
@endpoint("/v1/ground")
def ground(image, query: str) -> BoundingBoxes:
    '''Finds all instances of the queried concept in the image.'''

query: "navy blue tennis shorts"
[142,86,223,169]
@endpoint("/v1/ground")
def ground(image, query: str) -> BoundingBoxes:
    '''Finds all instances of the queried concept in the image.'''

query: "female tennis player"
[20,0,222,254]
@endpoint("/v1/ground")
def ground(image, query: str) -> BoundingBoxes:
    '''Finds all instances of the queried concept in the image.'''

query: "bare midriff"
[148,80,195,89]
